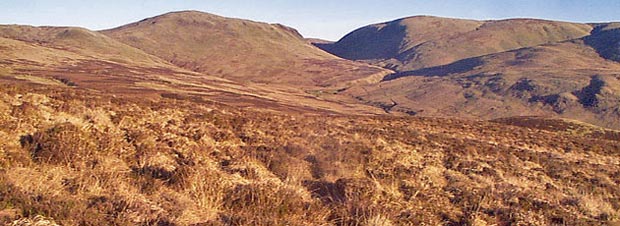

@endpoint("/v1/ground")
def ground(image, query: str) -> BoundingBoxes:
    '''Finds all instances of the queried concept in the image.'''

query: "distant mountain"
[0,24,386,115]
[341,20,620,128]
[102,11,390,87]
[319,16,592,72]
[0,24,186,93]
[2,12,620,128]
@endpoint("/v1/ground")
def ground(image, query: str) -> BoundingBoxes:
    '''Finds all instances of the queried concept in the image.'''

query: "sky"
[0,0,619,41]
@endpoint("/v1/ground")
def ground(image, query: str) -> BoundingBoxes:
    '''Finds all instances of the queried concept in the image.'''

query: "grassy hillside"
[102,11,390,87]
[0,25,169,66]
[318,16,482,63]
[0,25,388,116]
[344,25,620,129]
[0,82,619,225]
[492,116,620,140]
[321,17,592,71]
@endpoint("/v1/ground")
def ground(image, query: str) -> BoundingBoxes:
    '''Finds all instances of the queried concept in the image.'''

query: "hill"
[320,16,592,72]
[0,24,389,116]
[0,25,168,66]
[345,30,620,128]
[102,11,390,87]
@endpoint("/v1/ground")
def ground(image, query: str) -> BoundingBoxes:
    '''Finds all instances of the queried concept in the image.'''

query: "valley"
[0,10,619,225]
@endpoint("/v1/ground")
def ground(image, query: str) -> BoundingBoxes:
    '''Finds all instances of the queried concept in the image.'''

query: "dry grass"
[0,12,616,225]
[0,82,618,225]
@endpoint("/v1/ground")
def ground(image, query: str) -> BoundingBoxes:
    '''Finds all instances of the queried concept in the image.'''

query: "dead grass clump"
[9,215,60,226]
[22,123,96,167]
[0,167,123,225]
[223,182,329,225]
[177,167,226,224]
[575,194,619,220]
[245,144,310,181]
[323,178,405,225]
[364,214,394,226]
[10,102,40,127]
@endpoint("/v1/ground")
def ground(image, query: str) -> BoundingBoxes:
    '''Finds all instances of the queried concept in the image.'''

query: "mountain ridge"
[319,15,595,72]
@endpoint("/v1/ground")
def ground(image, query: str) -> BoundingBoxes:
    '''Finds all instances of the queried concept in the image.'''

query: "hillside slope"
[585,22,620,62]
[0,24,390,115]
[345,26,620,128]
[317,16,483,63]
[102,11,390,87]
[320,16,592,72]
[0,25,169,66]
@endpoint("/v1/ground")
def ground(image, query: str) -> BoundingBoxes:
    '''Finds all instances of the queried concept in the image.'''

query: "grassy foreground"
[0,82,619,225]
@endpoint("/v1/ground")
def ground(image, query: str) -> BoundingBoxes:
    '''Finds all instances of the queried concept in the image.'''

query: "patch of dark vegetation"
[484,75,509,93]
[529,93,578,113]
[491,116,620,141]
[510,78,536,92]
[574,75,606,108]
[584,25,620,62]
[319,20,408,61]
[54,77,77,87]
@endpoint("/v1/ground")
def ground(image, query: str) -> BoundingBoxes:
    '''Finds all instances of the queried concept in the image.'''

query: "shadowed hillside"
[338,18,620,129]
[585,23,620,62]
[318,16,482,66]
[320,16,592,71]
[102,11,390,87]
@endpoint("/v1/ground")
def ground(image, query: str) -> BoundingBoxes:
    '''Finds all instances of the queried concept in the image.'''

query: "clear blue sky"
[0,0,618,41]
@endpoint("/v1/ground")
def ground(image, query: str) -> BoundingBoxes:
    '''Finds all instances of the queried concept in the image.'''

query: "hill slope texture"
[103,11,390,87]
[320,16,593,72]
[328,17,620,129]
[0,24,389,116]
